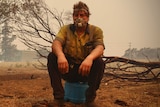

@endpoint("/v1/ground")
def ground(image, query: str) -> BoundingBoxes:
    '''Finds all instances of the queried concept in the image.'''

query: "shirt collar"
[70,24,90,35]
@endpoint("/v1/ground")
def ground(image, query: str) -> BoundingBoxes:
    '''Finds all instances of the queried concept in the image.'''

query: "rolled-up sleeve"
[54,25,67,45]
[93,27,105,49]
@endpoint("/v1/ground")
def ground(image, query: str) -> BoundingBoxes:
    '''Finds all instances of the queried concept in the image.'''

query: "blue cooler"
[64,82,89,104]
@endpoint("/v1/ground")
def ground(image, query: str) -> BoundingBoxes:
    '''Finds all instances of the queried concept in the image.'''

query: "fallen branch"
[102,56,160,81]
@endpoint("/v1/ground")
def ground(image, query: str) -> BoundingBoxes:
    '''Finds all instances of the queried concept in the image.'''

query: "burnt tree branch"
[102,56,160,81]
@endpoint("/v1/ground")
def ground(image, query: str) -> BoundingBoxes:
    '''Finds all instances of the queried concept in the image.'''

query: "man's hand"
[57,55,69,74]
[52,40,69,74]
[78,45,104,76]
[78,57,93,76]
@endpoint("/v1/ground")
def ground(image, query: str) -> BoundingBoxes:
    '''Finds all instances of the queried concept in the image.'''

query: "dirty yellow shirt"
[55,24,105,64]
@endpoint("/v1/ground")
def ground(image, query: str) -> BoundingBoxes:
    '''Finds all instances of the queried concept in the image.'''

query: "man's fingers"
[58,63,68,74]
[79,66,90,76]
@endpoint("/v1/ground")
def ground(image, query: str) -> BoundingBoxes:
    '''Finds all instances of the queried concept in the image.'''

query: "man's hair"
[73,1,91,17]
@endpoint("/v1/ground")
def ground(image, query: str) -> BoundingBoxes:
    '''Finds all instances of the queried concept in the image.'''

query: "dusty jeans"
[47,52,105,102]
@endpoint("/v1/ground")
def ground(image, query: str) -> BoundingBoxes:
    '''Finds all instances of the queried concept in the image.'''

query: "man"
[47,1,105,107]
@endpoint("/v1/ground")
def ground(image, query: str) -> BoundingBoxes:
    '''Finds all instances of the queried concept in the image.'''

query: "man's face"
[73,10,89,28]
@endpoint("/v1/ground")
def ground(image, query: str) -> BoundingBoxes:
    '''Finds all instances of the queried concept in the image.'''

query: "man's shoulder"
[88,24,102,32]
[60,24,74,31]
[88,24,98,28]
[61,24,71,29]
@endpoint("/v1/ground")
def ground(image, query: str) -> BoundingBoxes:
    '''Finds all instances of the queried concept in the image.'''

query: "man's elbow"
[96,45,105,55]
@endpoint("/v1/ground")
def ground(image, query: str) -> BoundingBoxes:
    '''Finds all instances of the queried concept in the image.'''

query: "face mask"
[74,18,87,28]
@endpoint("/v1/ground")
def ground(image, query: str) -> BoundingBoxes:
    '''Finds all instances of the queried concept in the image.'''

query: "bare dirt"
[0,62,160,107]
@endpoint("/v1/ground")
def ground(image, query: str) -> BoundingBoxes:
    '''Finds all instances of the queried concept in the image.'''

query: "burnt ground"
[0,63,160,107]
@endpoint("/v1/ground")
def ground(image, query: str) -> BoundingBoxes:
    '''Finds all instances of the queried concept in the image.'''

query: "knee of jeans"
[94,57,104,66]
[48,53,57,61]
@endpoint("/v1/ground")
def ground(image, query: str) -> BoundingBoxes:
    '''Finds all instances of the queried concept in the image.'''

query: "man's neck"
[76,26,86,35]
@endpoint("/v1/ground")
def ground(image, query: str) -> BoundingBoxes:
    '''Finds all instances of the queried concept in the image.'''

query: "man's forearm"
[52,40,65,57]
[86,45,104,60]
